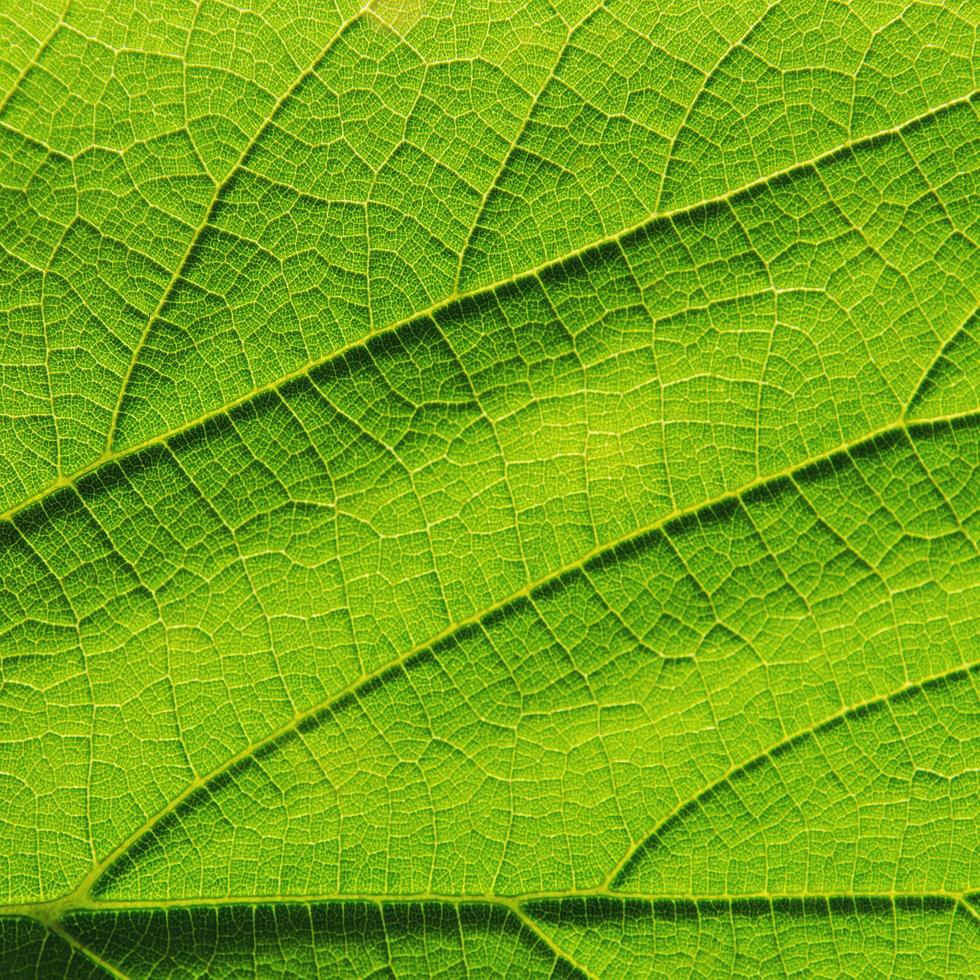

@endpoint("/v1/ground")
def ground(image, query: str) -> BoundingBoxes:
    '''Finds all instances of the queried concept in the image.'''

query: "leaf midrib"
[1,91,974,528]
[3,888,971,915]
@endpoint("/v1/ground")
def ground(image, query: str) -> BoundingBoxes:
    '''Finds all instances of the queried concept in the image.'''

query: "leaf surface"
[1,0,978,976]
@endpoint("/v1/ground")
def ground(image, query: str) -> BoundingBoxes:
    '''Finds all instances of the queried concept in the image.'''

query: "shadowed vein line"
[651,0,782,212]
[904,302,980,420]
[958,896,980,927]
[452,1,600,292]
[1,90,974,528]
[103,0,376,453]
[0,890,966,917]
[606,658,980,889]
[508,904,598,980]
[47,404,978,904]
[0,886,964,916]
[47,918,129,980]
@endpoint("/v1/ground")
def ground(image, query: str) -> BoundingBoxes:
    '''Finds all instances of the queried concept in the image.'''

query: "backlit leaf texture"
[1,0,979,976]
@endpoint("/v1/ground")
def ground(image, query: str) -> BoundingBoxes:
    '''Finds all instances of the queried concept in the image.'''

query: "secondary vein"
[42,404,980,910]
[1,91,974,529]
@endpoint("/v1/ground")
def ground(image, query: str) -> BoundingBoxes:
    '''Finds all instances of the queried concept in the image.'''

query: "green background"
[1,0,978,975]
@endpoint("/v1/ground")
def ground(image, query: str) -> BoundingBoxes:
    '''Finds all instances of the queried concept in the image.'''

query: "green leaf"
[1,0,978,976]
